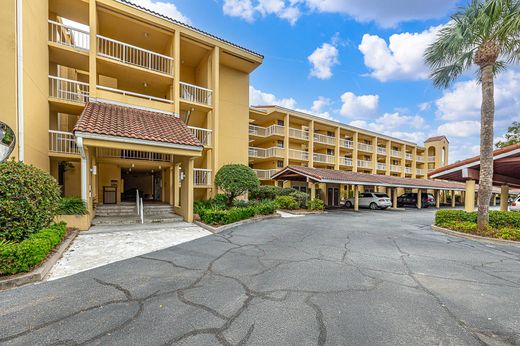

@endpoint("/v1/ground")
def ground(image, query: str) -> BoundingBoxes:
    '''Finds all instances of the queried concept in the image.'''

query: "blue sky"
[129,0,520,163]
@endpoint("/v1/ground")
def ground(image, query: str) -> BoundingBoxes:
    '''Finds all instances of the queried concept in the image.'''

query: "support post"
[354,185,359,211]
[464,180,476,212]
[493,194,497,206]
[392,188,398,209]
[435,190,440,209]
[417,189,422,209]
[451,190,456,208]
[310,182,316,200]
[500,185,509,212]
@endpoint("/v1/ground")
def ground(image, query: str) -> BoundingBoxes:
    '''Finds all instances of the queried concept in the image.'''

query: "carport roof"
[272,166,469,191]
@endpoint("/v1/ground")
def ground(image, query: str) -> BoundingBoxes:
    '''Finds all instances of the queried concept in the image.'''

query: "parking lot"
[1,209,519,345]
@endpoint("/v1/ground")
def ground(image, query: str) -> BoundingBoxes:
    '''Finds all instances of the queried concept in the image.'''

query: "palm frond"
[429,51,475,88]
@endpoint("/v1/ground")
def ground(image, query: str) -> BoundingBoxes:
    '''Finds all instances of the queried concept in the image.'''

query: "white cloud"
[311,96,331,113]
[308,43,339,80]
[437,121,481,138]
[339,92,379,119]
[130,0,190,23]
[249,86,296,108]
[418,102,431,112]
[358,25,442,82]
[223,0,300,25]
[350,112,428,143]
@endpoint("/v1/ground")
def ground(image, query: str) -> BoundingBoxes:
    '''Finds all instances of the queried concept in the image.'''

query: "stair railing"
[140,198,144,224]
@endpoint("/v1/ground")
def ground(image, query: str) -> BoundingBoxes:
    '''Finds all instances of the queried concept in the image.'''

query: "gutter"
[16,0,24,161]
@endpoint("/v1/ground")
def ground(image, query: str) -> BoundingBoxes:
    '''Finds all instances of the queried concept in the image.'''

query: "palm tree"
[425,0,520,231]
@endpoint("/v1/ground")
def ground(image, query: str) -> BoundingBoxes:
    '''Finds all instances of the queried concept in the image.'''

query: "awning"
[429,144,520,189]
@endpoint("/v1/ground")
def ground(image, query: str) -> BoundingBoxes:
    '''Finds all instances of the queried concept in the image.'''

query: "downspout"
[76,136,88,201]
[16,0,24,161]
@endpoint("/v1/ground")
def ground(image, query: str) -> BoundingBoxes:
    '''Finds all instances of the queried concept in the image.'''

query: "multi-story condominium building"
[249,106,449,185]
[1,0,448,223]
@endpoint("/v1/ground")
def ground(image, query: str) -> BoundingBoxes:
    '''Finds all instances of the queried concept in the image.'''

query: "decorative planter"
[54,214,91,231]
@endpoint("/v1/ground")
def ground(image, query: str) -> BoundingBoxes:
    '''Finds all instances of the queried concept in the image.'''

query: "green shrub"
[252,200,278,215]
[0,161,61,242]
[198,200,277,226]
[250,185,294,200]
[215,164,260,207]
[275,196,299,210]
[0,223,67,276]
[308,199,325,211]
[194,194,227,214]
[57,197,88,215]
[289,191,308,208]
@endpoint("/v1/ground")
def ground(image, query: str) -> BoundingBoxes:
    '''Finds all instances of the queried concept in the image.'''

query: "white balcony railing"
[358,143,373,152]
[248,147,284,158]
[405,153,413,160]
[416,169,425,175]
[405,167,413,174]
[289,149,309,161]
[342,157,353,166]
[96,148,172,162]
[49,76,89,103]
[48,20,90,51]
[313,133,335,145]
[341,139,353,149]
[249,124,284,137]
[180,82,213,106]
[357,160,372,168]
[194,169,212,186]
[97,85,174,104]
[377,163,386,170]
[97,35,173,75]
[49,130,79,155]
[188,126,212,147]
[417,156,425,162]
[391,150,402,157]
[313,153,335,164]
[289,128,309,140]
[253,169,279,180]
[428,156,436,162]
[377,147,387,155]
[391,164,402,173]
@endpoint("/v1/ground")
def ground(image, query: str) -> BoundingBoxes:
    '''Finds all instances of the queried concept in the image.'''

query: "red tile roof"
[424,135,449,143]
[74,102,202,148]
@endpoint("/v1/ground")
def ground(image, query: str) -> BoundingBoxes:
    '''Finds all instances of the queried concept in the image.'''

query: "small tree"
[496,121,520,148]
[215,164,260,207]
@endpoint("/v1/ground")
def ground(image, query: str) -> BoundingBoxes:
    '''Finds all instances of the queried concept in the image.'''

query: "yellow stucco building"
[1,0,449,224]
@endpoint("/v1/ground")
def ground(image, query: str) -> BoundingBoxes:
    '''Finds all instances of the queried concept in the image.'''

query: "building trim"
[16,0,24,161]
[92,97,178,117]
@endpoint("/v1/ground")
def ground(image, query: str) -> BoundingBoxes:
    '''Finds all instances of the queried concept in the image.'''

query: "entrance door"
[327,187,339,206]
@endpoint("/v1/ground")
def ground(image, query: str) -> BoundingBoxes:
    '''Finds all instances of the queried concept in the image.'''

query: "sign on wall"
[0,122,16,162]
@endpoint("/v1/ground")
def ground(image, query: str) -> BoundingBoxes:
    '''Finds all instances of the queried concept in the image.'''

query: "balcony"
[377,147,387,155]
[194,169,212,187]
[391,150,402,157]
[289,149,309,161]
[180,82,213,107]
[289,127,309,140]
[49,76,89,104]
[97,35,173,76]
[405,153,413,160]
[416,169,425,175]
[341,157,353,166]
[48,20,90,51]
[49,130,79,155]
[248,147,284,158]
[405,167,412,174]
[357,160,372,169]
[249,124,284,137]
[313,153,335,164]
[188,126,212,147]
[97,85,173,105]
[313,133,335,145]
[417,156,425,162]
[253,169,279,180]
[358,143,373,152]
[96,148,172,162]
[428,156,436,162]
[390,164,401,173]
[377,163,386,171]
[341,139,353,149]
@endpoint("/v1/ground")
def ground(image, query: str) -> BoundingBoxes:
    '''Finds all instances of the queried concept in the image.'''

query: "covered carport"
[272,166,467,211]
[429,143,520,212]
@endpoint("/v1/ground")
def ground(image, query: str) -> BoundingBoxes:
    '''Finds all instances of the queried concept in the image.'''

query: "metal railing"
[49,130,79,154]
[416,169,425,175]
[405,167,412,174]
[289,128,309,140]
[391,164,401,172]
[391,150,402,157]
[428,156,436,162]
[248,147,284,158]
[187,126,212,147]
[358,143,373,152]
[405,153,413,160]
[249,124,284,137]
[416,156,425,162]
[49,76,89,103]
[97,85,174,104]
[377,147,387,155]
[340,139,353,149]
[48,20,90,51]
[97,35,173,75]
[194,168,212,186]
[377,163,386,170]
[289,149,309,161]
[342,157,353,166]
[313,133,335,145]
[180,82,213,106]
[96,148,172,162]
[313,153,335,164]
[253,169,279,180]
[357,159,372,168]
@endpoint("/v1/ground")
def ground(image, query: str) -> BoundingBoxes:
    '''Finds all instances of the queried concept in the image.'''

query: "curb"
[430,225,520,247]
[279,209,324,215]
[194,214,281,234]
[0,230,79,291]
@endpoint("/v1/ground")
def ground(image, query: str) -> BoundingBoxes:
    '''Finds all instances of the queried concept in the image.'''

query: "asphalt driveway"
[1,209,519,345]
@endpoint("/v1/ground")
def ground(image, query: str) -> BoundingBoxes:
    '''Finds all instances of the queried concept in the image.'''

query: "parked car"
[397,193,435,208]
[511,196,520,212]
[344,192,392,210]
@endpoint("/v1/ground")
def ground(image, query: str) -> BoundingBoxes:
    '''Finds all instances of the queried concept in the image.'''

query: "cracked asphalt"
[1,209,519,345]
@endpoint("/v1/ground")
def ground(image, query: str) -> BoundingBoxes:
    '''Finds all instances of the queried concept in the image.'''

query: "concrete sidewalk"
[46,222,211,281]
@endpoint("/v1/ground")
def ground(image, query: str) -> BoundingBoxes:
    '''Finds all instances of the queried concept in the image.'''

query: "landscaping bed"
[434,210,520,241]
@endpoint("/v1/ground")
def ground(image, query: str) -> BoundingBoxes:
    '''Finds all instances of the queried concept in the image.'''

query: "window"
[277,160,284,168]
[277,140,284,148]
[327,149,334,156]
[327,131,334,137]
[277,119,284,126]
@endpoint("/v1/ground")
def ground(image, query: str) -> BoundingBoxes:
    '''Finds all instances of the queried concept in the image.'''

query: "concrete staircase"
[92,202,182,226]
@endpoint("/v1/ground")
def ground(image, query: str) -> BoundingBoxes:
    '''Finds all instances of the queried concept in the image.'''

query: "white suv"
[511,196,520,212]
[344,192,392,210]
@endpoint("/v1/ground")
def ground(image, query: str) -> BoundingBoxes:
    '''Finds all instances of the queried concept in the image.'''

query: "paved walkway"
[46,222,211,280]
[1,209,519,345]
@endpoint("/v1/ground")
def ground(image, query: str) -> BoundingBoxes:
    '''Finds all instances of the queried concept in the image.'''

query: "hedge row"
[198,201,278,226]
[0,223,67,276]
